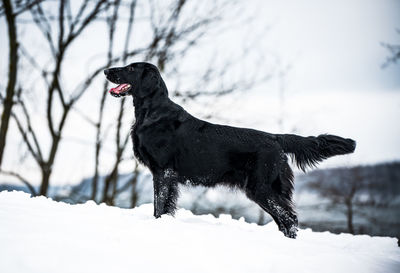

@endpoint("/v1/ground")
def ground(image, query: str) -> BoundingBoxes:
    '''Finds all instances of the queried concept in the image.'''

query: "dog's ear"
[139,67,159,94]
[140,67,151,83]
[141,67,158,81]
[137,65,168,98]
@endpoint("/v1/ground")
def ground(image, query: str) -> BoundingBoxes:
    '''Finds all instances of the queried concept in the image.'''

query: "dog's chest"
[131,118,176,168]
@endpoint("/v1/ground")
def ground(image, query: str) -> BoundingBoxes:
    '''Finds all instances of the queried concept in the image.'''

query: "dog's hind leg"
[261,196,298,238]
[153,169,179,218]
[248,188,298,238]
[246,153,298,238]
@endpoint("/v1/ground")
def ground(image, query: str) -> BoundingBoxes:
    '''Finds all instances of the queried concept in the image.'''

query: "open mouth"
[109,83,132,97]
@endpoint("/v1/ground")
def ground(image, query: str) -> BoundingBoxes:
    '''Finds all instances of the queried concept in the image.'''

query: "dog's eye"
[128,66,134,72]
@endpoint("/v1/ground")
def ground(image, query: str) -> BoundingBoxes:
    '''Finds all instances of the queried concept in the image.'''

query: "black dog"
[104,62,356,238]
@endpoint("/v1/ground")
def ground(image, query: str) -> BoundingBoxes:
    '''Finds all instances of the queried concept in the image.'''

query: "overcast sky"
[255,0,400,93]
[0,0,399,185]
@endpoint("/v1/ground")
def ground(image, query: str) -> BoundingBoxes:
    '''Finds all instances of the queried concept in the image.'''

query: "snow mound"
[0,191,399,273]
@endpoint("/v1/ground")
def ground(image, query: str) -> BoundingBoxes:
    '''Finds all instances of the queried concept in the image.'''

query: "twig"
[0,169,37,196]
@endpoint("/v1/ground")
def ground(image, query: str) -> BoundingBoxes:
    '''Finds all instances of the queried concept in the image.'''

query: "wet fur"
[104,62,356,238]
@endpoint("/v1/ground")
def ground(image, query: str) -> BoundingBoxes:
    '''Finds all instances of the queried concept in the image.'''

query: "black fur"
[276,134,356,172]
[104,62,356,238]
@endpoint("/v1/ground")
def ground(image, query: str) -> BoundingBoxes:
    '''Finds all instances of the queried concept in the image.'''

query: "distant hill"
[295,161,400,237]
[296,161,400,196]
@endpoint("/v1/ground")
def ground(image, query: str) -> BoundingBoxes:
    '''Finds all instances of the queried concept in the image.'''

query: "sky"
[0,0,399,185]
[255,0,400,93]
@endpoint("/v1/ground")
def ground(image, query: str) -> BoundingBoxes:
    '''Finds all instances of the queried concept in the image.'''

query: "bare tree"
[306,164,399,234]
[91,0,124,202]
[10,0,109,196]
[0,0,43,169]
[0,0,18,169]
[307,168,365,234]
[98,0,135,205]
[381,29,400,69]
[129,163,140,207]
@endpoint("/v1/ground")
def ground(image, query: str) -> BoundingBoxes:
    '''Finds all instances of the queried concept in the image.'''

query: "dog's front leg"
[153,179,168,218]
[153,173,179,218]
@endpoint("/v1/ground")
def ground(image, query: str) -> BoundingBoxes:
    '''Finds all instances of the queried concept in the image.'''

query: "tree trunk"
[130,168,139,208]
[91,138,101,201]
[102,176,111,204]
[39,134,62,196]
[40,169,51,196]
[110,171,119,206]
[345,199,354,234]
[92,0,122,202]
[0,0,18,168]
[102,167,117,205]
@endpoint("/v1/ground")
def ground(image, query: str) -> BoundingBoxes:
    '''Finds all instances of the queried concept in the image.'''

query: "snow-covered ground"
[1,191,399,273]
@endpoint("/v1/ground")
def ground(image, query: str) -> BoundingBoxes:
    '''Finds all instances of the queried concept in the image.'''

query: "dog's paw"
[277,215,298,239]
[287,226,298,239]
[279,224,298,239]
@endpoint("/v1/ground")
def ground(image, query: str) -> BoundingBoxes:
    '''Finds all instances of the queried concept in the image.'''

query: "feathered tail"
[276,134,356,171]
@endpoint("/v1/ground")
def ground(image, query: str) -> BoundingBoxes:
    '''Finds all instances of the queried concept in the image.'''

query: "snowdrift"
[0,191,399,273]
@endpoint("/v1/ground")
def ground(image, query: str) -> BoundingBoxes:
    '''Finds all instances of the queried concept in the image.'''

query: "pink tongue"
[109,83,130,94]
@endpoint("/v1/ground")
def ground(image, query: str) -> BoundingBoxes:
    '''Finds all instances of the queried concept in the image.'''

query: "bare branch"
[15,95,44,162]
[10,111,42,165]
[69,0,89,32]
[381,41,400,69]
[70,48,145,102]
[19,44,50,86]
[122,0,137,62]
[64,0,108,47]
[65,0,72,28]
[58,0,66,48]
[14,0,45,16]
[30,3,57,57]
[0,169,37,196]
[91,0,122,201]
[71,107,97,127]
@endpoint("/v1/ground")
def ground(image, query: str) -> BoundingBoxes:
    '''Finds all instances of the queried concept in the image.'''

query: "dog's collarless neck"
[133,94,170,120]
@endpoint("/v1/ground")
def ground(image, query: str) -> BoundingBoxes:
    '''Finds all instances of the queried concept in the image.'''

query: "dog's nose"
[104,69,110,76]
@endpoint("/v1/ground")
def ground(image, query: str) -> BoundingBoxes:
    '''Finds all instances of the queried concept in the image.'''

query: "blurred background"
[1,0,399,238]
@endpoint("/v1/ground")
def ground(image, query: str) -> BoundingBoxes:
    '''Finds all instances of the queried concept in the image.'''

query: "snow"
[0,191,399,273]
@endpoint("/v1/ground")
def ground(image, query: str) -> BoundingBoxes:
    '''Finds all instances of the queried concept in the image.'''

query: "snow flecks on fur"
[163,168,177,179]
[267,199,298,238]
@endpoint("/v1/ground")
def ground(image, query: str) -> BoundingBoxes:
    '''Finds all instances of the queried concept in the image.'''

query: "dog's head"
[104,62,167,98]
